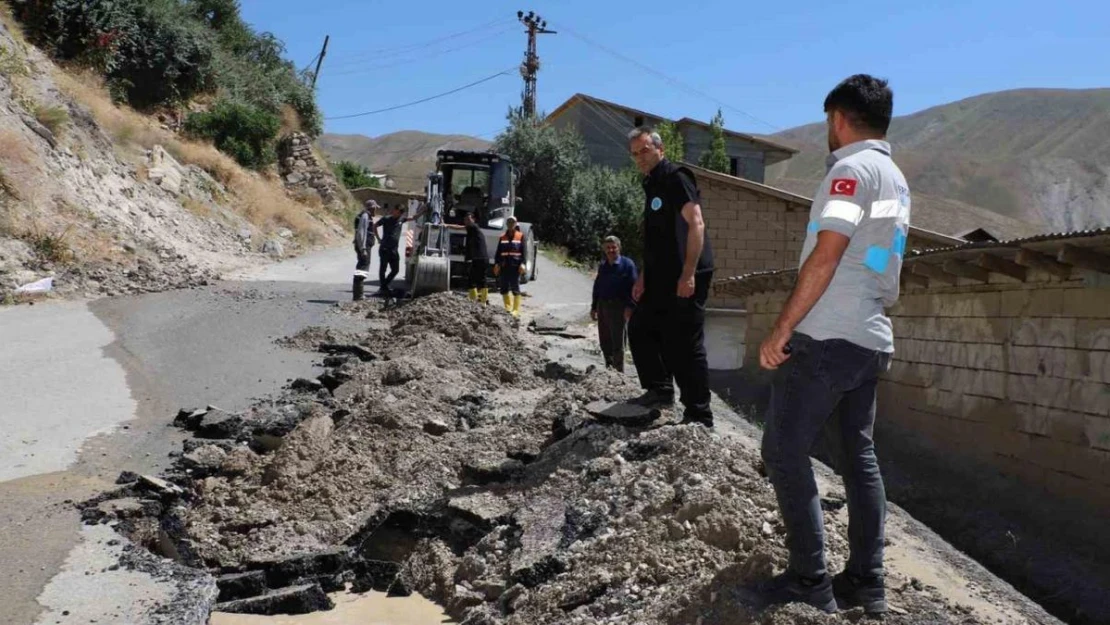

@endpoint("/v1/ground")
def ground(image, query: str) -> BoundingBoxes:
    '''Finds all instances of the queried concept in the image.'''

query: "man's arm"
[591,264,601,313]
[759,231,851,369]
[677,201,704,297]
[354,214,367,251]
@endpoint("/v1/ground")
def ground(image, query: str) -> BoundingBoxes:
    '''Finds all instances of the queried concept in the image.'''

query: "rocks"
[262,239,284,258]
[319,343,377,362]
[213,583,332,615]
[215,571,267,602]
[195,408,244,440]
[139,475,184,497]
[382,358,426,386]
[461,455,525,485]
[423,419,451,436]
[21,113,57,148]
[290,377,324,392]
[181,445,228,477]
[146,145,184,195]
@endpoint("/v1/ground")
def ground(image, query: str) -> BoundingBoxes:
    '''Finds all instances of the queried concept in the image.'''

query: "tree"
[698,108,729,174]
[655,119,684,164]
[331,161,381,190]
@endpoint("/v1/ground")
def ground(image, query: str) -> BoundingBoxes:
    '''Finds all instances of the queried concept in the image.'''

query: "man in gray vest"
[745,75,910,616]
[352,199,378,301]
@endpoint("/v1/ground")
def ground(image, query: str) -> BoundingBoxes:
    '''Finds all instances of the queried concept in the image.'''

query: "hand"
[493,265,501,277]
[759,326,793,370]
[624,308,633,322]
[632,276,644,303]
[677,273,695,298]
[590,309,598,321]
[519,265,526,276]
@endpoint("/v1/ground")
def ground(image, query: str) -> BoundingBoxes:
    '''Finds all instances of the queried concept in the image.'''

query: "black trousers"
[353,248,371,300]
[379,249,400,290]
[498,267,521,294]
[597,299,628,372]
[628,271,713,419]
[468,259,489,289]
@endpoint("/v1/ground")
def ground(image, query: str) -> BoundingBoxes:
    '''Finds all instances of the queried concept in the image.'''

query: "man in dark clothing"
[626,127,715,427]
[375,203,418,295]
[352,199,378,301]
[464,210,490,304]
[591,235,637,372]
[493,216,525,318]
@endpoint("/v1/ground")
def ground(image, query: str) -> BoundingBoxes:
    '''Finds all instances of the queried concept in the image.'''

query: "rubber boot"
[352,276,365,301]
[479,288,489,304]
[468,287,478,301]
[502,293,513,313]
[512,293,522,318]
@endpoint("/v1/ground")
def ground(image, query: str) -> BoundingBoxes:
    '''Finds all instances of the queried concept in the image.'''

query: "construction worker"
[591,235,637,372]
[375,202,424,296]
[352,199,378,301]
[626,127,715,427]
[463,210,490,303]
[493,216,525,317]
[746,74,908,616]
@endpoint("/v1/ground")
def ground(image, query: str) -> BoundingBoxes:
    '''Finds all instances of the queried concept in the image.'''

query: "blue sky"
[240,0,1106,140]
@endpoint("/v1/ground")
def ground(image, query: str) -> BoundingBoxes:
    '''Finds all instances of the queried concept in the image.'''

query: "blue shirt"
[591,255,638,311]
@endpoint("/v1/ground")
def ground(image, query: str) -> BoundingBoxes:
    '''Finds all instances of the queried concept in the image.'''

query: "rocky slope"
[0,17,344,300]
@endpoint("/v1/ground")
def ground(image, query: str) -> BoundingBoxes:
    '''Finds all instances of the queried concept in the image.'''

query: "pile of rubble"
[83,293,980,623]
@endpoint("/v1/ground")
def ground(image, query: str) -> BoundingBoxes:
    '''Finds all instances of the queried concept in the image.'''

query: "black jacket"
[641,159,714,289]
[465,222,489,262]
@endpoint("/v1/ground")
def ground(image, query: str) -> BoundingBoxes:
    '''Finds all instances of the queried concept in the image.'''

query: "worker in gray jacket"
[353,199,378,300]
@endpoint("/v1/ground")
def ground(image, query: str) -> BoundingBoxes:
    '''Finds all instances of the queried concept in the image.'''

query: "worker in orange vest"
[492,216,526,317]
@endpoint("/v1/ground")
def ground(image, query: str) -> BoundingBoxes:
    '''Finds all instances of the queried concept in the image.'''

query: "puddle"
[208,590,456,625]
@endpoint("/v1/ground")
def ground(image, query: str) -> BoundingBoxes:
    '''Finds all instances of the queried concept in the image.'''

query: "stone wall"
[740,268,1110,515]
[278,132,344,210]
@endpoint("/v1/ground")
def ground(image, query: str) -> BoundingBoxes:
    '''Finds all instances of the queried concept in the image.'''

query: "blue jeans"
[761,333,891,579]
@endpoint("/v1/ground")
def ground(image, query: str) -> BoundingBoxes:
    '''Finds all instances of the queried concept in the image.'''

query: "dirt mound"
[88,294,983,623]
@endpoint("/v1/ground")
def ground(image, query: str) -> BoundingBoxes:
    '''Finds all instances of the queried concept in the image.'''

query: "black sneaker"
[832,571,886,614]
[628,390,674,409]
[738,571,837,614]
[679,414,714,428]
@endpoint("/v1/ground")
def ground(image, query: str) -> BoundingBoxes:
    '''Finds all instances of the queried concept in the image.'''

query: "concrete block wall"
[699,175,806,309]
[740,269,1110,514]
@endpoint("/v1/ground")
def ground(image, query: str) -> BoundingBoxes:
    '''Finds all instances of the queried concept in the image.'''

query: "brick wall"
[698,174,806,309]
[740,270,1110,514]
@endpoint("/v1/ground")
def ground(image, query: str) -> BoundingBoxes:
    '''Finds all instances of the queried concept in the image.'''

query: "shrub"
[184,99,279,169]
[332,160,380,190]
[34,104,69,136]
[565,166,644,263]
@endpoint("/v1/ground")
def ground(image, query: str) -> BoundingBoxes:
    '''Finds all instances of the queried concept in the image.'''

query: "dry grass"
[0,129,37,200]
[34,104,69,137]
[53,70,333,242]
[181,196,211,218]
[279,104,302,135]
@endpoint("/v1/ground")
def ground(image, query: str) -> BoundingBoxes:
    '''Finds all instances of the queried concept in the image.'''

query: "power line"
[326,17,514,65]
[325,68,516,120]
[328,26,517,77]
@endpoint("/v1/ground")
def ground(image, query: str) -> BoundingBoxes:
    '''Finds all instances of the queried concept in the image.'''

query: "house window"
[729,157,739,177]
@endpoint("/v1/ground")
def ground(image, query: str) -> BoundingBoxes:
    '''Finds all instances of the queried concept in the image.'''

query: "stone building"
[545,93,796,183]
[717,228,1110,514]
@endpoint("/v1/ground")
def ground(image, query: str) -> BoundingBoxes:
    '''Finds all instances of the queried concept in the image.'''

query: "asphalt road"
[0,246,589,624]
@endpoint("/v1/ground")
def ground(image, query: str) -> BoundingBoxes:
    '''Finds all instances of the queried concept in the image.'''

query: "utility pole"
[311,35,330,89]
[516,11,555,118]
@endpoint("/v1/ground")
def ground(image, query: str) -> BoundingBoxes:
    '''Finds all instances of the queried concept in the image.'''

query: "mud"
[85,293,1041,623]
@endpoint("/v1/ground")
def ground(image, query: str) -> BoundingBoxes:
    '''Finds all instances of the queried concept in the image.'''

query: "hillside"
[317,131,491,192]
[0,10,343,300]
[766,88,1110,235]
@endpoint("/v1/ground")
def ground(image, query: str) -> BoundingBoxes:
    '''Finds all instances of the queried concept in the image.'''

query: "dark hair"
[823,74,893,135]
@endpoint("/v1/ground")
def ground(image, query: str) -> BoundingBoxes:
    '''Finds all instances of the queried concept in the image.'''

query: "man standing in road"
[749,74,909,615]
[591,235,637,372]
[464,210,490,304]
[493,216,525,318]
[375,203,422,297]
[352,199,378,301]
[626,127,715,427]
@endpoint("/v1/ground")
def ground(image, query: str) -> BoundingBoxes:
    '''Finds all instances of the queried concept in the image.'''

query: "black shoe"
[679,415,714,428]
[738,571,837,614]
[832,571,886,614]
[628,390,674,409]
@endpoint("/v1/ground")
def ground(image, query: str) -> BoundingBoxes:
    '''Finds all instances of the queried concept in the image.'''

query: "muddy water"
[208,590,456,625]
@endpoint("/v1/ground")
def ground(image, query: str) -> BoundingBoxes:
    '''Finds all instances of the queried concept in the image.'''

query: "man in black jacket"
[463,210,490,303]
[626,127,715,427]
[352,199,378,301]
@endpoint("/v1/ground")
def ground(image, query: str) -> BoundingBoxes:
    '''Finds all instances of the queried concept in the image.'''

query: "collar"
[825,139,891,170]
[644,158,669,183]
[605,254,622,265]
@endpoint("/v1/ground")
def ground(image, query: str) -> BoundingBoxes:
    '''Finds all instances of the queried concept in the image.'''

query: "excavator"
[403,150,537,296]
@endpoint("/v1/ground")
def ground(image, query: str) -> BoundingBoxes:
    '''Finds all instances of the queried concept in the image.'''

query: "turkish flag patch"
[830,178,858,196]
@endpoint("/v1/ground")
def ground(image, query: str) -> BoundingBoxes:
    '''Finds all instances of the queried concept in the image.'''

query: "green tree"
[698,108,730,173]
[184,99,280,169]
[655,119,684,163]
[332,161,381,190]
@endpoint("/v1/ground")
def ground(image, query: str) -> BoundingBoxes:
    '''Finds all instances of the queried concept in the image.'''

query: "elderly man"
[747,74,909,615]
[626,127,715,427]
[352,199,378,301]
[591,235,637,372]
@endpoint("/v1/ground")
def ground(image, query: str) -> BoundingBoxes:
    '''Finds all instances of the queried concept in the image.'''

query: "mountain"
[317,131,491,192]
[765,89,1110,236]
